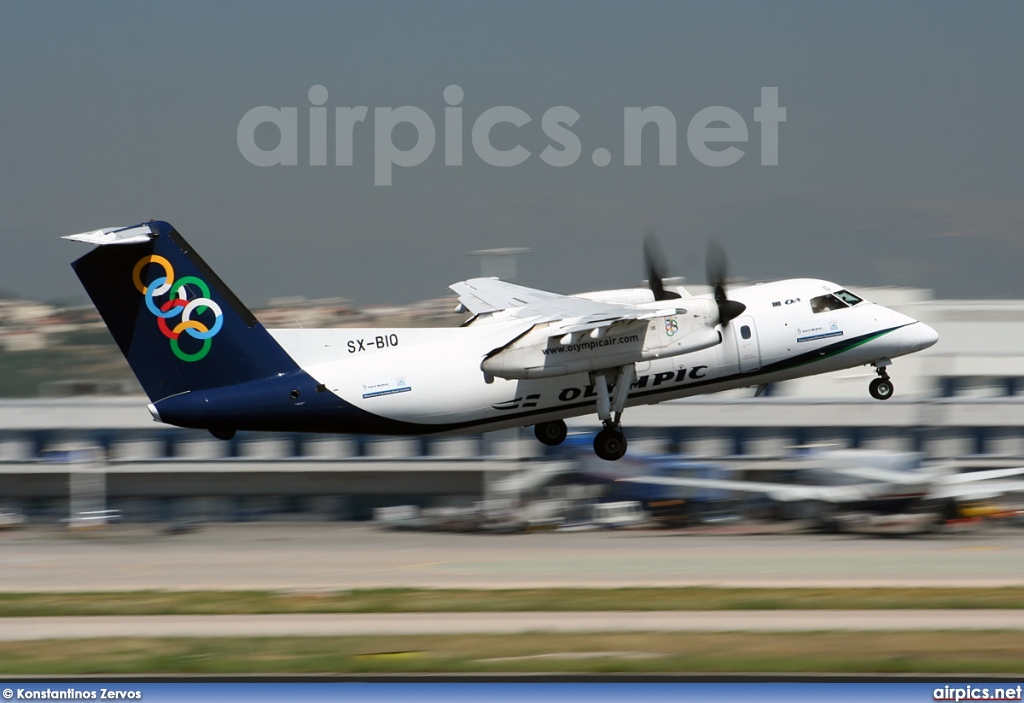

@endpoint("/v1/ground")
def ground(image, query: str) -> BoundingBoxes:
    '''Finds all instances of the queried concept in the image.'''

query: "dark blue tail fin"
[70,221,300,402]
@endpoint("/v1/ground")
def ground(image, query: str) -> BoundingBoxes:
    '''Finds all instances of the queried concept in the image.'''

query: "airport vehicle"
[66,221,938,460]
[591,500,646,529]
[620,449,1024,532]
[0,508,26,529]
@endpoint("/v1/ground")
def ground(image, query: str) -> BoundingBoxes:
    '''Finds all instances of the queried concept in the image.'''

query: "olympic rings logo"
[133,255,223,362]
[664,317,679,337]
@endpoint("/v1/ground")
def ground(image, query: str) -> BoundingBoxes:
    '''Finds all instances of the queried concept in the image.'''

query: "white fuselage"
[268,279,937,435]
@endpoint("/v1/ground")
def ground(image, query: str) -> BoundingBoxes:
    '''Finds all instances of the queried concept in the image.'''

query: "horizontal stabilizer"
[63,224,155,246]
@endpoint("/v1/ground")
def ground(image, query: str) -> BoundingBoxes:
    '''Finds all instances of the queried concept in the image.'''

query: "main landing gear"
[534,419,568,446]
[531,364,635,461]
[590,364,634,461]
[869,360,895,400]
[594,426,627,462]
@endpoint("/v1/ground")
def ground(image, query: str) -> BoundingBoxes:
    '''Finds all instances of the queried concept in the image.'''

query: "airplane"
[65,221,939,461]
[542,434,737,526]
[618,448,1024,531]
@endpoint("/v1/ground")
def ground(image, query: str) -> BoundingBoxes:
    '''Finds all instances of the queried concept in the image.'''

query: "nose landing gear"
[869,361,894,400]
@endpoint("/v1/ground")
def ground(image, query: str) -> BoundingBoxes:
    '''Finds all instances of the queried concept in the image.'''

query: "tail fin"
[69,221,300,402]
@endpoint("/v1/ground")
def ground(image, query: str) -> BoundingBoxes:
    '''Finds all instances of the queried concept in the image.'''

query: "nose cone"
[897,320,939,355]
[917,322,939,350]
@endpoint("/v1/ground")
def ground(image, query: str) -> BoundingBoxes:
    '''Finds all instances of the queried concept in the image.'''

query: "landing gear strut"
[869,361,894,401]
[534,419,568,446]
[590,365,633,461]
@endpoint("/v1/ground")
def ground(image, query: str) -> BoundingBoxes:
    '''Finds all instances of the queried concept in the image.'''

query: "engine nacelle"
[481,299,721,380]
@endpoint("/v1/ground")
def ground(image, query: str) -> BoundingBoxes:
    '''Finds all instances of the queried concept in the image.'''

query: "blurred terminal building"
[2,286,1024,522]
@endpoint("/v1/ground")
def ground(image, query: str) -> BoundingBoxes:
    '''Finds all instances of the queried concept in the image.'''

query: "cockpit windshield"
[810,294,845,313]
[810,289,863,313]
[833,289,863,306]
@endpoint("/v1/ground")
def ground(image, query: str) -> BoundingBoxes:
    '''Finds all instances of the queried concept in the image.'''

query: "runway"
[2,610,1023,640]
[3,523,1024,591]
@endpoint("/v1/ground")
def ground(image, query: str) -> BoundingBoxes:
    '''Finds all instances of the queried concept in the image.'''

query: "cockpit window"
[810,293,848,314]
[833,289,863,306]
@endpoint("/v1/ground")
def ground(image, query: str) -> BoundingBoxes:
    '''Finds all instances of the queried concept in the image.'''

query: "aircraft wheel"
[593,428,628,461]
[869,377,894,400]
[534,420,568,446]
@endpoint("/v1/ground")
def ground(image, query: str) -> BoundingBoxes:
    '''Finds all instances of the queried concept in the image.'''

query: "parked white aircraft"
[620,449,1024,530]
[66,222,938,460]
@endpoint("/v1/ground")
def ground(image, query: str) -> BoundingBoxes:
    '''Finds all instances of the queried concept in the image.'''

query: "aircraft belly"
[302,330,558,427]
[309,346,701,431]
[285,320,914,436]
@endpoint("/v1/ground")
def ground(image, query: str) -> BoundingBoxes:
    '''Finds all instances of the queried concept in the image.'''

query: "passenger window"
[740,325,751,340]
[810,293,848,314]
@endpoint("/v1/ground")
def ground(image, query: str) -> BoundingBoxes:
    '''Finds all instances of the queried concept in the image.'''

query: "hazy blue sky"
[2,1,1023,306]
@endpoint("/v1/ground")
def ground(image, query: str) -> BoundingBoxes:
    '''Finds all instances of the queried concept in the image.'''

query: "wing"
[829,466,928,486]
[452,277,712,381]
[619,475,872,503]
[451,277,686,328]
[940,466,1024,483]
[450,278,563,315]
[928,480,1024,501]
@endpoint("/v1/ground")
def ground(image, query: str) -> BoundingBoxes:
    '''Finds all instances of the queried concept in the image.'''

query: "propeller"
[643,231,681,301]
[705,238,746,327]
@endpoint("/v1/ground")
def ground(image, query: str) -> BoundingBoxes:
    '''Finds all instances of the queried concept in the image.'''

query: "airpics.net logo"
[237,85,786,186]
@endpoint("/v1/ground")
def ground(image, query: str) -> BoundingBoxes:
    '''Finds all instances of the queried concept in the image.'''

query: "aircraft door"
[735,316,761,372]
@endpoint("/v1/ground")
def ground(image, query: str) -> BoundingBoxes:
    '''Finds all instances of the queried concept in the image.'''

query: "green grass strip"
[2,632,1024,675]
[1,587,1024,616]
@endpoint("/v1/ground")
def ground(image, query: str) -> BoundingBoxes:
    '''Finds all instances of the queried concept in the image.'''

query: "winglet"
[63,224,155,246]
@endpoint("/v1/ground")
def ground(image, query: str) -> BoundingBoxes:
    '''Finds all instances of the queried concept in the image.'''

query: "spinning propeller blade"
[705,238,745,326]
[643,231,681,301]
